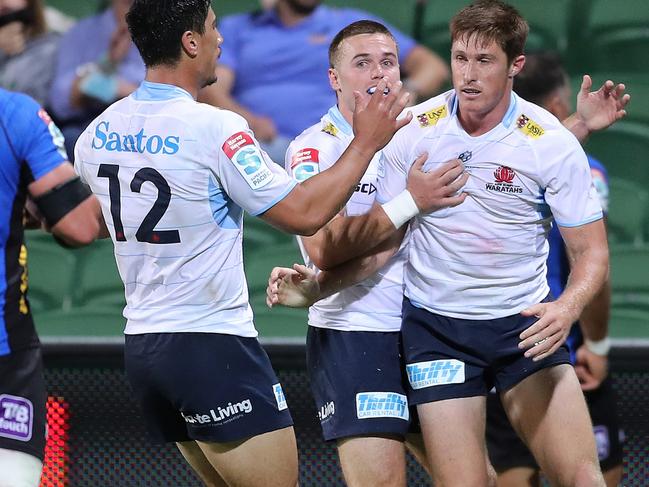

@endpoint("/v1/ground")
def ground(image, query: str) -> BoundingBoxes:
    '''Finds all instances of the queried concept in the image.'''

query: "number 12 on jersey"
[98,163,181,244]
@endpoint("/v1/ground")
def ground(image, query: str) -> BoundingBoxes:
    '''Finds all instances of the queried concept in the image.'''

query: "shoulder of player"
[510,97,577,147]
[404,90,454,132]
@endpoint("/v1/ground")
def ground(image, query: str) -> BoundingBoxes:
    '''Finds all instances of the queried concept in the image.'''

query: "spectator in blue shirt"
[48,0,144,159]
[200,0,449,162]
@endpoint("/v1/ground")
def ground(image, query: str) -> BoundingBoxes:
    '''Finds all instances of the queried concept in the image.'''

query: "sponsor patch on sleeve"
[417,104,448,127]
[222,132,274,190]
[590,168,609,212]
[273,383,288,411]
[290,147,320,182]
[38,108,67,159]
[356,392,409,421]
[516,114,545,138]
[406,359,465,389]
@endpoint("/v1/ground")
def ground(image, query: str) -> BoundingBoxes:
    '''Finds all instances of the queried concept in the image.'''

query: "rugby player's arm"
[260,79,412,236]
[562,75,630,143]
[316,226,406,298]
[519,219,609,360]
[28,163,104,246]
[267,227,405,308]
[295,157,467,270]
[557,219,608,315]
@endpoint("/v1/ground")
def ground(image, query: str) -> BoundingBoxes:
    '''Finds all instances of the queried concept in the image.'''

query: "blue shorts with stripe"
[401,297,570,405]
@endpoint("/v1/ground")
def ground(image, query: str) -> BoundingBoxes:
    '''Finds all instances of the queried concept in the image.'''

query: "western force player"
[486,51,625,487]
[285,21,468,487]
[268,1,630,485]
[73,1,413,486]
[0,88,102,487]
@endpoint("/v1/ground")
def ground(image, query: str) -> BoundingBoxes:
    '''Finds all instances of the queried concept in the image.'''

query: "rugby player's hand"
[574,345,608,391]
[518,301,579,361]
[267,264,319,308]
[407,155,468,213]
[352,78,412,154]
[576,75,630,133]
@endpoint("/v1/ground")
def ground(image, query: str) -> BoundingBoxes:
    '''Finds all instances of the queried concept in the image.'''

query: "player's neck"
[457,89,512,137]
[144,67,200,100]
[338,102,354,129]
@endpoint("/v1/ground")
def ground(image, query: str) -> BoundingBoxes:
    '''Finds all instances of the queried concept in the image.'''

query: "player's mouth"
[366,85,390,95]
[460,87,481,98]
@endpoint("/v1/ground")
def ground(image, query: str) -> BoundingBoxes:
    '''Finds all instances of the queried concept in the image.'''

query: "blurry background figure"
[200,0,449,163]
[486,51,624,487]
[43,4,74,32]
[0,0,60,105]
[48,0,144,160]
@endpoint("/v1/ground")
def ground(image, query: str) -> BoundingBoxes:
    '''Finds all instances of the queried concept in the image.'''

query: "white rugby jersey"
[287,106,405,332]
[376,90,603,320]
[75,81,297,336]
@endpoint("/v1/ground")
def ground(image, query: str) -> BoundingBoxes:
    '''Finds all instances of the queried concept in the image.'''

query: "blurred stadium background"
[31,0,649,485]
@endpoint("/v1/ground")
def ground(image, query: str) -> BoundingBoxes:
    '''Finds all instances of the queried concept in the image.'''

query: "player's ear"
[181,30,199,58]
[328,68,340,91]
[509,54,525,79]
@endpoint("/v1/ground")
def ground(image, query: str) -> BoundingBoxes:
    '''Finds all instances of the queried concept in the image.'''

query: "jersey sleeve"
[539,131,603,227]
[285,135,340,183]
[587,156,609,214]
[214,112,297,216]
[10,94,67,180]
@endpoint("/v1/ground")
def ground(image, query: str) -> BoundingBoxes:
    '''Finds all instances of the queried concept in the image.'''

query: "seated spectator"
[48,0,144,159]
[0,0,59,106]
[200,0,449,162]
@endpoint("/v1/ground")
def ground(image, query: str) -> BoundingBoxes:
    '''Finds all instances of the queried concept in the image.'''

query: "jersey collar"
[133,80,194,102]
[326,105,353,136]
[449,90,519,130]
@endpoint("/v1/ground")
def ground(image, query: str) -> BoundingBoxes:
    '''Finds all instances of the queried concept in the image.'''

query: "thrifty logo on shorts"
[181,399,252,425]
[273,383,288,411]
[222,132,274,190]
[0,394,33,441]
[356,392,409,421]
[406,359,465,389]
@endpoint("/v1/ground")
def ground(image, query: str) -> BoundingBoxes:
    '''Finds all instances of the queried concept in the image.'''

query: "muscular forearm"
[312,203,401,269]
[558,248,609,325]
[578,279,610,341]
[264,142,392,236]
[316,227,405,298]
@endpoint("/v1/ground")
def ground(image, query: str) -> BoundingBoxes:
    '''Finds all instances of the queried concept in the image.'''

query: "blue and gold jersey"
[0,88,67,355]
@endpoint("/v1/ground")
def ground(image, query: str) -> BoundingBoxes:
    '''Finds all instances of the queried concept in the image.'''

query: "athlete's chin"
[202,76,218,89]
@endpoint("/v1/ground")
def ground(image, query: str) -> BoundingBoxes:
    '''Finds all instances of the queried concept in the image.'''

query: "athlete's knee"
[0,449,43,487]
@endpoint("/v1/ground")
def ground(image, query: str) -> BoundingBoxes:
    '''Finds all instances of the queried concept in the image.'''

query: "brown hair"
[450,0,528,63]
[328,20,397,68]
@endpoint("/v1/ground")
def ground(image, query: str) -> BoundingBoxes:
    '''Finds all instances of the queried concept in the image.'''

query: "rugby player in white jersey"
[284,21,468,487]
[268,1,631,485]
[72,0,418,485]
